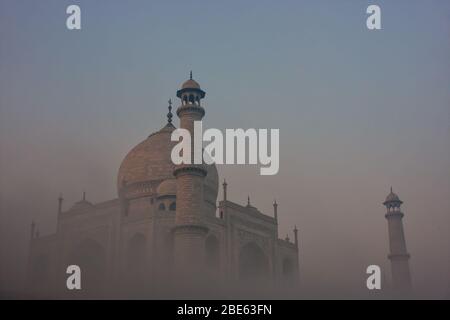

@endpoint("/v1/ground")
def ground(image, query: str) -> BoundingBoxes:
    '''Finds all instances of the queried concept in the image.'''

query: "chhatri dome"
[156,178,177,197]
[383,187,403,211]
[384,187,402,204]
[117,75,218,204]
[69,192,93,212]
[177,71,206,102]
[181,78,200,90]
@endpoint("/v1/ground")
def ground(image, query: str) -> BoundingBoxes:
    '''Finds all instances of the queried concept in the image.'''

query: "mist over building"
[27,76,300,298]
[1,1,449,300]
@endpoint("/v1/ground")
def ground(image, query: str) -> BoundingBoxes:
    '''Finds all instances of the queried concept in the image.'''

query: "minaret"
[293,225,300,282]
[222,179,227,202]
[172,73,209,281]
[273,200,278,222]
[383,187,412,294]
[58,193,64,215]
[293,225,298,248]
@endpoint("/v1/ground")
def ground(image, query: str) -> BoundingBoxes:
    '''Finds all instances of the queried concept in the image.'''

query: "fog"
[1,0,450,299]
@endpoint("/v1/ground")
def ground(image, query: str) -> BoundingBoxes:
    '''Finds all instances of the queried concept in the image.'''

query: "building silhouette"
[27,75,299,298]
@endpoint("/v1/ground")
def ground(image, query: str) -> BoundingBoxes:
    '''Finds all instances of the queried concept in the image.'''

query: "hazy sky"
[1,0,449,298]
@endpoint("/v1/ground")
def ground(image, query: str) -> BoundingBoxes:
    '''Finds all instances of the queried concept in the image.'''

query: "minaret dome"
[176,72,206,106]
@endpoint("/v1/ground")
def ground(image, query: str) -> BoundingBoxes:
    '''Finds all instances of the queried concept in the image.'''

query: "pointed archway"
[69,239,106,296]
[239,242,269,280]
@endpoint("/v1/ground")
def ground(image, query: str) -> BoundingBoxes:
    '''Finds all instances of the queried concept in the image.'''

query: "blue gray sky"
[1,0,450,297]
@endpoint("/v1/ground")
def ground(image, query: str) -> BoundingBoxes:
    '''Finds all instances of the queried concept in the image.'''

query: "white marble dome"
[117,123,218,204]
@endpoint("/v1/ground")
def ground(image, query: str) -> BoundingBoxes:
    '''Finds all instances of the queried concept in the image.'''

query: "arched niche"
[282,257,294,278]
[127,233,147,270]
[69,238,106,296]
[31,254,49,287]
[238,242,269,280]
[205,234,220,271]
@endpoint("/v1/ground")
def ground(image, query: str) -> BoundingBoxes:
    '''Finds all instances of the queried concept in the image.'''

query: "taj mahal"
[26,75,412,298]
[27,75,300,298]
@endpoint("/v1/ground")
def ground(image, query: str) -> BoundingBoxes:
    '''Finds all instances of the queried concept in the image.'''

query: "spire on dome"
[167,99,173,125]
[190,70,193,80]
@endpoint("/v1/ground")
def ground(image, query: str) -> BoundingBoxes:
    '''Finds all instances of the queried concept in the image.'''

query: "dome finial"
[390,186,393,193]
[167,99,173,124]
[190,70,193,80]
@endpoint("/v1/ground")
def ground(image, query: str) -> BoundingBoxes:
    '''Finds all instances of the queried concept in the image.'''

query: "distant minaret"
[383,187,412,294]
[293,225,298,248]
[222,179,227,202]
[273,199,278,222]
[58,193,64,215]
